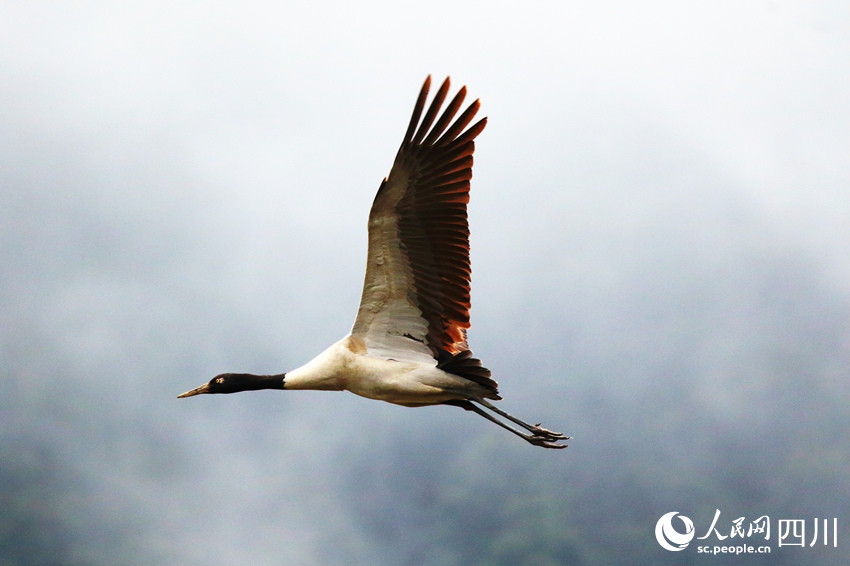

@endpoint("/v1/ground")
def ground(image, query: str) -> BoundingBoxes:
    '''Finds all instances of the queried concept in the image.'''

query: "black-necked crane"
[179,76,569,449]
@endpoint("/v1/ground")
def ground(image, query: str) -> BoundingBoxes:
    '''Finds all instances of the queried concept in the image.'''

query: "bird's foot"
[525,424,570,449]
[528,423,570,443]
[526,433,569,449]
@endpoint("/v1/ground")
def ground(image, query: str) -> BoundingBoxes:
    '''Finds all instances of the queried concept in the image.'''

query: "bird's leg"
[475,398,569,442]
[447,400,568,449]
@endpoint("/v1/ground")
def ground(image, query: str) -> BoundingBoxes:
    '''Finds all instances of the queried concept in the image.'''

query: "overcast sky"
[2,2,849,565]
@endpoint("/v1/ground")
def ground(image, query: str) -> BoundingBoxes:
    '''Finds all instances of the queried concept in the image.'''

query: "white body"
[284,335,493,407]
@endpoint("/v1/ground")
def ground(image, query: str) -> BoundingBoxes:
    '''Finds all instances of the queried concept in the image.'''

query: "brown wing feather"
[352,76,487,360]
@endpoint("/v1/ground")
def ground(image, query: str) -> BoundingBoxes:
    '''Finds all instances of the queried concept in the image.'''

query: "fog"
[1,1,848,564]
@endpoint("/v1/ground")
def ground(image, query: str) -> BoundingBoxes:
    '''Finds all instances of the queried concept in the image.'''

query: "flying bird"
[179,76,569,449]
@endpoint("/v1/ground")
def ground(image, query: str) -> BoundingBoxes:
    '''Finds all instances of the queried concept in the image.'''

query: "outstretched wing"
[350,76,487,364]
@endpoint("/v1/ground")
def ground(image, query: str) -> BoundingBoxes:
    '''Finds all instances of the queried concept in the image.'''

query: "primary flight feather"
[179,76,569,449]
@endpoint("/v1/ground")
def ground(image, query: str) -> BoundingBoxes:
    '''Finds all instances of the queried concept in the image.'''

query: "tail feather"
[437,349,500,398]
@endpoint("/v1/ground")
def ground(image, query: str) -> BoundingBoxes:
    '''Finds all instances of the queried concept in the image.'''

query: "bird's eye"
[215,377,225,384]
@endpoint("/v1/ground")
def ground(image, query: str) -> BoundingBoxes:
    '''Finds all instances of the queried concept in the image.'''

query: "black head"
[177,373,285,398]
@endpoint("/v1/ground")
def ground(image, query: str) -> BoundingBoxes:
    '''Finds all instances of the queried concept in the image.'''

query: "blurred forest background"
[1,1,848,565]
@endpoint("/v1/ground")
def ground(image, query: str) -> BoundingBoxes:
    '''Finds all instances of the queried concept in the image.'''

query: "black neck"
[240,373,286,392]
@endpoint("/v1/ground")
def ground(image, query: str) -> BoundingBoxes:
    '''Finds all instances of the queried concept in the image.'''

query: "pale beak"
[177,383,211,398]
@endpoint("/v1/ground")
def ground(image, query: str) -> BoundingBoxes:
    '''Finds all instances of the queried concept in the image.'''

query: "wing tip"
[405,77,486,150]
